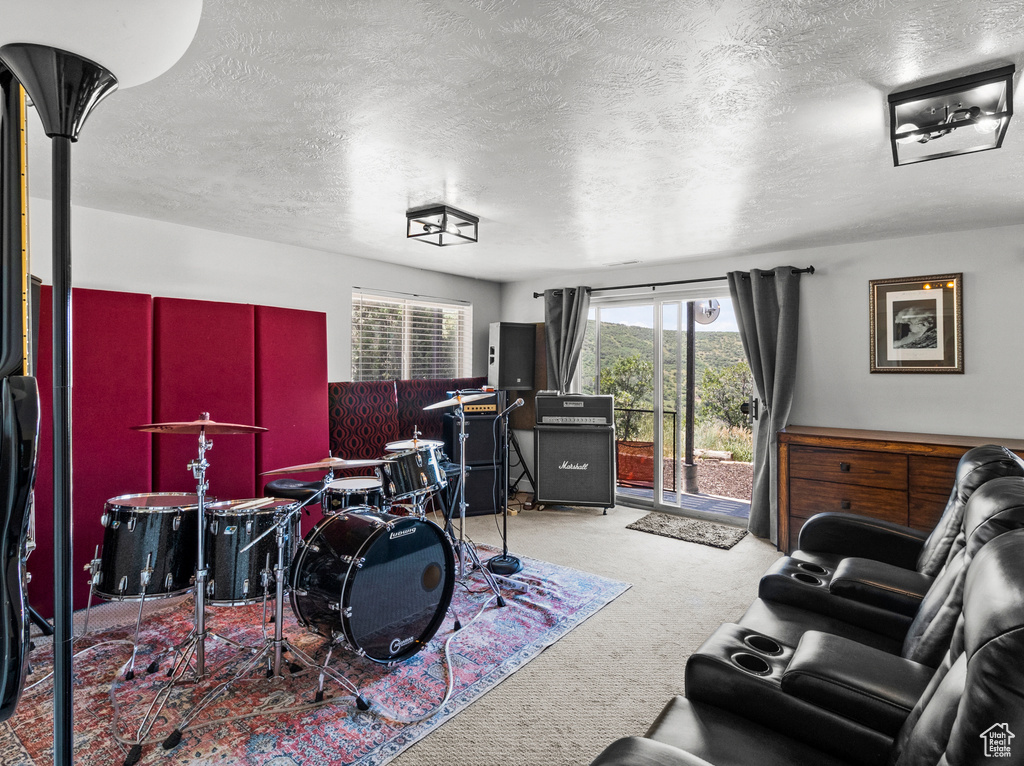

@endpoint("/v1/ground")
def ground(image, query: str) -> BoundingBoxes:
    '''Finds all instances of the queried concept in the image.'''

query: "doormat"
[0,544,629,766]
[626,512,748,549]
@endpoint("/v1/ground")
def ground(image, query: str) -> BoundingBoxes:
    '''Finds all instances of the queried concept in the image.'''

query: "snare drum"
[324,476,383,514]
[205,498,298,606]
[379,444,447,501]
[290,508,454,663]
[93,493,200,601]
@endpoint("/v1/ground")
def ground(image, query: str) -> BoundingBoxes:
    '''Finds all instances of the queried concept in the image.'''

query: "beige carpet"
[390,505,781,766]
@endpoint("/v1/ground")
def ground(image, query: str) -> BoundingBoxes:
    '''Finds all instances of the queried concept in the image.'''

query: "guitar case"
[0,375,39,722]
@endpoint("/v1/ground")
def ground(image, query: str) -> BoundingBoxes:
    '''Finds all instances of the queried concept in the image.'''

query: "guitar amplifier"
[534,425,615,508]
[535,393,614,426]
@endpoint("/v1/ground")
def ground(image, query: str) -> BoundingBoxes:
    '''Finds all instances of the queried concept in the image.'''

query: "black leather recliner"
[756,445,1024,640]
[589,527,1024,766]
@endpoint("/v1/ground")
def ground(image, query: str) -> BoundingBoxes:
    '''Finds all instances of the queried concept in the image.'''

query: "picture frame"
[869,273,963,373]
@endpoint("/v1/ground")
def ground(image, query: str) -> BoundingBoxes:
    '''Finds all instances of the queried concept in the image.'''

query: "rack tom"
[379,443,447,501]
[92,493,200,601]
[324,476,383,514]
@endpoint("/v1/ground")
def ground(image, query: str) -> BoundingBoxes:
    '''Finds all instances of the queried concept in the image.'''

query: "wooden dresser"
[778,426,1024,553]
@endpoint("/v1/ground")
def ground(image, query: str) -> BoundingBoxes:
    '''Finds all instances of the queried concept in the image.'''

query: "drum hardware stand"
[451,396,505,606]
[160,494,370,753]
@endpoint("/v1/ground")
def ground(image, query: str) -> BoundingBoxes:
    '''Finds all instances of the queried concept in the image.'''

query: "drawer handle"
[839,462,851,472]
[840,500,851,510]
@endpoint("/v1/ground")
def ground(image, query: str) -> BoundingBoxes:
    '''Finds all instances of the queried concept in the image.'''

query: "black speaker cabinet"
[443,413,504,466]
[488,322,536,390]
[459,463,506,516]
[534,425,616,507]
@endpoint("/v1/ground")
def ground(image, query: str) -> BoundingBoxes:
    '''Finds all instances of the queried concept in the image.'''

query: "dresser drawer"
[910,494,949,532]
[789,447,908,490]
[909,456,959,497]
[789,478,909,524]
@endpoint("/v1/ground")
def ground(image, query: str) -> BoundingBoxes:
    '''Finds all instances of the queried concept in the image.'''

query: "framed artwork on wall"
[869,273,963,373]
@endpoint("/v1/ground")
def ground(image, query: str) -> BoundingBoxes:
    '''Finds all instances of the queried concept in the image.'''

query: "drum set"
[82,392,506,754]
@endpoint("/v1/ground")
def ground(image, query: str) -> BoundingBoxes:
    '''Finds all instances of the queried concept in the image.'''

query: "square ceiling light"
[406,204,478,246]
[888,65,1015,166]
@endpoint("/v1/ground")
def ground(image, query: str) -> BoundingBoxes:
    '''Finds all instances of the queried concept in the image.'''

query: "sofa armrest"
[781,631,933,736]
[589,737,714,766]
[829,558,932,617]
[797,513,928,569]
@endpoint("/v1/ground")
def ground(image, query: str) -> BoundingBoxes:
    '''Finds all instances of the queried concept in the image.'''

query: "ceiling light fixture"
[888,64,1014,166]
[406,204,478,246]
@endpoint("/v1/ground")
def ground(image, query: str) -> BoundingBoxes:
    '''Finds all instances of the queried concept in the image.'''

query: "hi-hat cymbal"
[423,392,492,411]
[385,438,444,452]
[260,456,387,476]
[133,415,267,435]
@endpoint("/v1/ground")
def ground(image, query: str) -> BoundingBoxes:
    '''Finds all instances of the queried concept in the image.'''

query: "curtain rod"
[532,266,814,298]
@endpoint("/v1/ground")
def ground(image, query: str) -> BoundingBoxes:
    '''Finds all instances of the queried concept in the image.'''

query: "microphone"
[496,398,525,418]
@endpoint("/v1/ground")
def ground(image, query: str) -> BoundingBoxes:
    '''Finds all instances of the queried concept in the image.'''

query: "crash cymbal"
[132,414,267,435]
[422,392,492,411]
[260,456,387,476]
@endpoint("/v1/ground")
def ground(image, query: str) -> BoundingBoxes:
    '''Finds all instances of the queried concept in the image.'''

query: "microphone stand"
[487,398,523,575]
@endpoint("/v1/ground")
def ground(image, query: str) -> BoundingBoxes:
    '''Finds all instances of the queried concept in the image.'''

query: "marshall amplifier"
[534,425,615,508]
[535,393,614,426]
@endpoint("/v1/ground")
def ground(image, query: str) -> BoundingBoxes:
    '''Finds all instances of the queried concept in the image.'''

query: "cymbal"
[133,416,267,435]
[261,456,387,476]
[422,392,492,411]
[385,438,444,452]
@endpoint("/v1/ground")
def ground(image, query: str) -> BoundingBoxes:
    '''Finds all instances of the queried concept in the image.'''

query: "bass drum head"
[291,509,454,663]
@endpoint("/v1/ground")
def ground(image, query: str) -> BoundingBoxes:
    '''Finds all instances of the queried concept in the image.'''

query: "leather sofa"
[589,450,1024,766]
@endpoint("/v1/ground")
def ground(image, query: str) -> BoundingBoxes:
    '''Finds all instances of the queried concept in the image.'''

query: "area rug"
[0,544,628,766]
[626,512,748,549]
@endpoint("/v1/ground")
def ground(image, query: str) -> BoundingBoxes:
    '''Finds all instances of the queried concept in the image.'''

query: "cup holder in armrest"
[743,634,783,656]
[731,652,772,676]
[796,562,829,576]
[790,571,824,586]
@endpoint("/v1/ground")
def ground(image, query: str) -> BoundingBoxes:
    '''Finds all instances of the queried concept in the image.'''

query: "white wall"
[28,201,502,381]
[502,224,1024,442]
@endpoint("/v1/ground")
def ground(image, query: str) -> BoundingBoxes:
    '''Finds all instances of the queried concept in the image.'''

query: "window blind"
[351,292,472,381]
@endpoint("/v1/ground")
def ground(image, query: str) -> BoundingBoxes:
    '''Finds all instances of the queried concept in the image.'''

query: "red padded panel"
[153,298,255,499]
[328,381,400,481]
[255,305,329,535]
[30,287,153,617]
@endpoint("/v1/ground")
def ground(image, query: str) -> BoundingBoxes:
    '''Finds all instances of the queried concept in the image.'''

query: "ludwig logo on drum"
[390,636,415,654]
[390,527,416,540]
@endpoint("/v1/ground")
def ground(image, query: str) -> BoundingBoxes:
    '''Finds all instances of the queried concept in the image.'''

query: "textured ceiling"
[23,0,1024,281]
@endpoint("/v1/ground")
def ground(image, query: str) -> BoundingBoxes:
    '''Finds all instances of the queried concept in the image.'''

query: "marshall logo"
[563,401,584,407]
[559,461,589,470]
[389,527,416,540]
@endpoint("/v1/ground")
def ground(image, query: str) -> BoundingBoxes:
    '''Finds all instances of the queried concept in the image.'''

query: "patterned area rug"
[0,545,628,766]
[626,512,748,549]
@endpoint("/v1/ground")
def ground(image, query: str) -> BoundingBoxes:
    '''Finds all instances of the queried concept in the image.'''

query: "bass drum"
[290,508,454,663]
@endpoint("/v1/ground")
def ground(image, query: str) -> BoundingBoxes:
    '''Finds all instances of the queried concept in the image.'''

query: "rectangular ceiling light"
[406,204,479,246]
[888,64,1015,166]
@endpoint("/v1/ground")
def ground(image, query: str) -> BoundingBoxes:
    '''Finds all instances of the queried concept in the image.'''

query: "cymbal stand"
[161,491,369,751]
[452,399,504,606]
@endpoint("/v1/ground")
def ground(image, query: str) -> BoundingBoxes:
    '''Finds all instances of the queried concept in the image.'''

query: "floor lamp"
[0,4,202,762]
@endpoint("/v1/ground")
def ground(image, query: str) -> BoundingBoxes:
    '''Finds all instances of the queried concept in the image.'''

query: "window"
[351,291,472,381]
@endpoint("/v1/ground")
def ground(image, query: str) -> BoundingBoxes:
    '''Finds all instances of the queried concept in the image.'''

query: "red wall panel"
[30,287,153,617]
[153,298,256,500]
[255,305,329,534]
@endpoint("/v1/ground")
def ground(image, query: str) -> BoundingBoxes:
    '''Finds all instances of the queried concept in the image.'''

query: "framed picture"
[869,273,963,373]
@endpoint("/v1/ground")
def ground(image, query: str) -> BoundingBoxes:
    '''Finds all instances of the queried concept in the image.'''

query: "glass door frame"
[580,283,731,514]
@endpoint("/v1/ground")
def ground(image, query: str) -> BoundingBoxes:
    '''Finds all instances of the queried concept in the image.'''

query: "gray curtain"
[544,286,591,393]
[727,267,802,543]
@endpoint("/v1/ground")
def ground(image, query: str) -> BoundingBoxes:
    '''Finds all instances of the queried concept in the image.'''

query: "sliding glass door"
[579,292,752,518]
